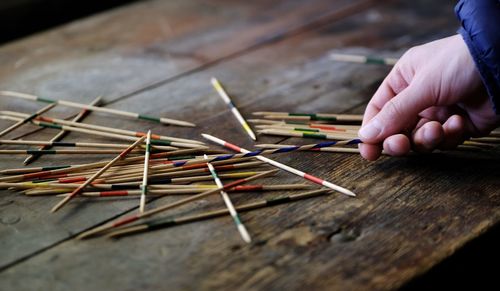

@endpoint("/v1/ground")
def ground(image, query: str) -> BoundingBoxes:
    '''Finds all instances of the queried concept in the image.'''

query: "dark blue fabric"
[455,0,500,114]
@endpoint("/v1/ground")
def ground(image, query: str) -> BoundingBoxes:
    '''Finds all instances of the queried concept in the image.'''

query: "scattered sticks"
[202,134,356,197]
[0,103,57,138]
[23,96,102,165]
[50,136,146,213]
[76,169,278,239]
[0,111,203,147]
[107,189,331,238]
[253,111,363,123]
[0,91,195,127]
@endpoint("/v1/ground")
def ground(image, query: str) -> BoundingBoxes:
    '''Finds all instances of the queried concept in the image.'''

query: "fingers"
[360,64,411,160]
[360,82,437,144]
[383,134,411,156]
[359,143,382,161]
[361,114,470,157]
[411,121,445,152]
[440,115,466,149]
[361,63,409,128]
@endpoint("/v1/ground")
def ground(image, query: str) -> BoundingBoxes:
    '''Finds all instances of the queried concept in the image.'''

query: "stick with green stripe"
[23,96,102,165]
[77,170,278,239]
[257,128,358,140]
[205,154,251,243]
[140,131,152,213]
[0,103,56,138]
[0,91,195,127]
[0,115,184,150]
[106,189,330,238]
[0,110,203,145]
[252,111,363,123]
[329,53,398,66]
[51,136,147,213]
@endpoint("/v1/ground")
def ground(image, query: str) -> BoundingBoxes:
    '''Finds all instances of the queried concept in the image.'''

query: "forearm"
[455,0,500,114]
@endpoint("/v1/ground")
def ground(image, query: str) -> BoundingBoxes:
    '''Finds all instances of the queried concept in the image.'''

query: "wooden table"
[0,0,498,290]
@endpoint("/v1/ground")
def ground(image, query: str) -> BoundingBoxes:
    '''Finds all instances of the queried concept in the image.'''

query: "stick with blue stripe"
[211,77,256,141]
[204,154,251,243]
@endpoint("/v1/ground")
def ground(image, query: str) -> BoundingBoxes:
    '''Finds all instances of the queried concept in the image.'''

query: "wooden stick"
[23,96,102,165]
[5,181,302,192]
[255,124,358,134]
[76,170,278,239]
[0,115,182,149]
[470,137,500,144]
[50,136,146,213]
[258,128,358,140]
[100,161,265,184]
[0,112,202,147]
[17,171,264,195]
[255,143,362,154]
[0,91,195,127]
[0,149,223,182]
[107,189,330,238]
[329,53,398,66]
[0,149,149,155]
[140,131,152,213]
[211,77,256,140]
[51,184,315,197]
[248,119,360,129]
[252,112,363,122]
[202,134,356,197]
[0,103,57,138]
[12,173,271,195]
[1,139,157,149]
[205,154,251,243]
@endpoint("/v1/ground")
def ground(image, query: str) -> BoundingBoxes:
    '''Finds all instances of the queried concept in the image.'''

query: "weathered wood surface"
[0,0,377,268]
[1,0,499,290]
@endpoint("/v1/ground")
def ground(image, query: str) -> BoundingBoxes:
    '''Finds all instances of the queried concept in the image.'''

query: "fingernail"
[359,119,382,140]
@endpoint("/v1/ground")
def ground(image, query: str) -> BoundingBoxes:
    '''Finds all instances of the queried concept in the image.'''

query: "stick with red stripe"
[76,169,277,239]
[50,136,147,213]
[202,134,356,197]
[24,96,102,165]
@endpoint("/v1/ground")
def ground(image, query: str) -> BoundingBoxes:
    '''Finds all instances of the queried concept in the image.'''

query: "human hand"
[359,34,500,161]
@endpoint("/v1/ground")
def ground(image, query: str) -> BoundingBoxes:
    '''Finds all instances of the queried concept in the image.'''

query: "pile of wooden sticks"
[0,90,353,242]
[249,111,500,152]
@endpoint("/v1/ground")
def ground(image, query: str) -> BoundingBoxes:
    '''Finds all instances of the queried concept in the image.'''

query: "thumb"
[359,83,435,143]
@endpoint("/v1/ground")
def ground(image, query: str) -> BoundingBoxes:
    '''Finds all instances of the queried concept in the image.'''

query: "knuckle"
[382,100,405,122]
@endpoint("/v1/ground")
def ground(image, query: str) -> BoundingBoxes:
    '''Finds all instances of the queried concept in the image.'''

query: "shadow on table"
[401,222,500,291]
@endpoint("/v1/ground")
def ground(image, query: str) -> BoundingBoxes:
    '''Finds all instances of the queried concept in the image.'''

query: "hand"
[359,34,500,161]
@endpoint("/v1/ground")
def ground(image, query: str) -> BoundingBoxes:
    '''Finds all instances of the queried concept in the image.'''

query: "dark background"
[0,1,498,289]
[0,0,139,44]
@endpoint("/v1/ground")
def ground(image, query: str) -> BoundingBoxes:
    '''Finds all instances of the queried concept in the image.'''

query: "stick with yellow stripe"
[211,77,256,141]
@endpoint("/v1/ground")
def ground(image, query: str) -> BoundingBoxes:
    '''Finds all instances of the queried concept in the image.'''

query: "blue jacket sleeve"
[455,0,500,114]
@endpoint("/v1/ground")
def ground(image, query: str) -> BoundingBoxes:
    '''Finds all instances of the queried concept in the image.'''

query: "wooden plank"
[0,0,374,105]
[0,0,379,269]
[3,1,491,291]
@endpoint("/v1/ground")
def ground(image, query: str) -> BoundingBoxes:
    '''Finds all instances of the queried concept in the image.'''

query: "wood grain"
[1,0,498,290]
